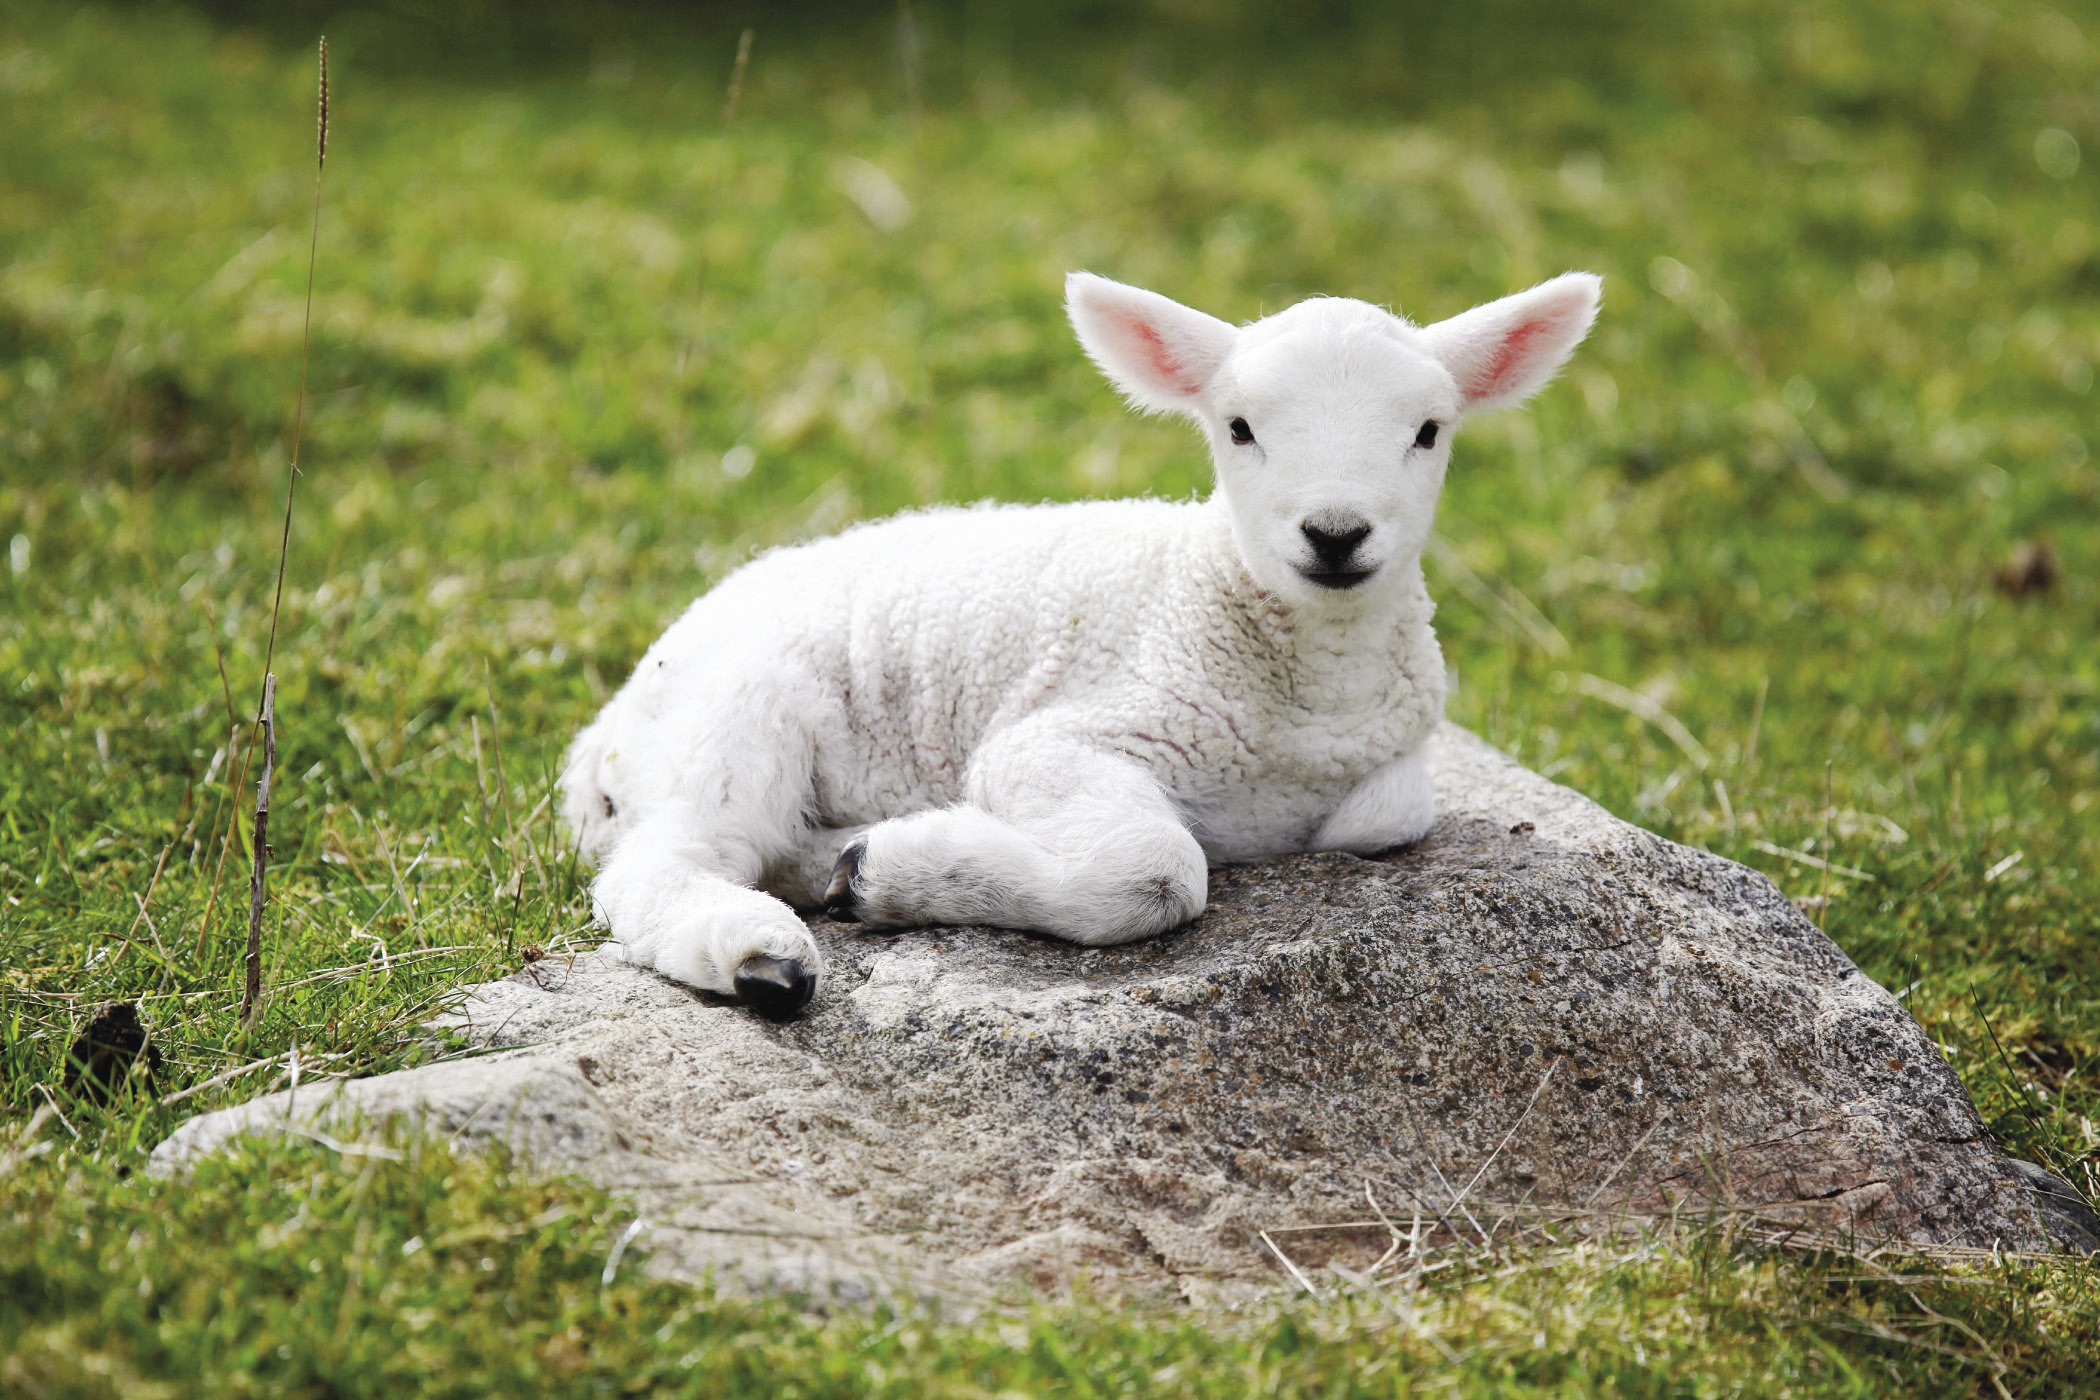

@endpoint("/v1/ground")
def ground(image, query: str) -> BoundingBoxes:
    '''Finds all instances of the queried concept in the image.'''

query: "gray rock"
[154,725,2060,1299]
[2007,1159,2100,1256]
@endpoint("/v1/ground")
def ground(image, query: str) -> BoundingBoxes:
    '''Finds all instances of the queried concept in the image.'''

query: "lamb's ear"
[1420,272,1601,415]
[1066,272,1237,416]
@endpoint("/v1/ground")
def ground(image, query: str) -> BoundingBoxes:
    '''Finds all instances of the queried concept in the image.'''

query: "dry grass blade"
[1570,672,1712,770]
[601,1217,650,1290]
[1749,840,1873,881]
[115,841,172,965]
[239,37,329,1026]
[482,659,527,952]
[240,673,277,1026]
[154,1052,289,1107]
[722,29,754,130]
[1446,1057,1562,1232]
[31,1083,80,1140]
[1426,532,1571,657]
[1257,1228,1321,1296]
[1583,1116,1663,1210]
[0,1105,59,1179]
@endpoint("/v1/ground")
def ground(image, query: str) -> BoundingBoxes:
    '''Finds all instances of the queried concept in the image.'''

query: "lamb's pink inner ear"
[1468,315,1557,403]
[1114,311,1202,397]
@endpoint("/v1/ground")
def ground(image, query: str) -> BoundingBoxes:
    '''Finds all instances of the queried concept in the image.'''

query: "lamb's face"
[1066,270,1603,612]
[1202,304,1456,604]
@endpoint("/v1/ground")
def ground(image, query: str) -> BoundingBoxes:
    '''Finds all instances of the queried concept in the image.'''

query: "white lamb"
[559,270,1601,1017]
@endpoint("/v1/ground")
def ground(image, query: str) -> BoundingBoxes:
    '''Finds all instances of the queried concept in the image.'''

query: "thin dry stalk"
[260,36,327,681]
[1744,674,1769,769]
[0,1104,58,1179]
[196,722,252,954]
[483,661,519,862]
[1583,1116,1663,1210]
[1402,1101,1492,1246]
[722,29,754,130]
[370,821,419,942]
[201,595,238,728]
[1362,1180,1412,1276]
[114,841,173,965]
[178,732,233,846]
[154,1051,288,1108]
[1572,673,1711,770]
[236,37,328,1025]
[241,674,278,1026]
[31,1083,80,1141]
[896,2,923,132]
[1426,533,1570,657]
[470,714,495,869]
[483,661,531,952]
[1748,839,1872,881]
[1444,1057,1562,1235]
[601,1217,651,1292]
[1257,1229,1321,1296]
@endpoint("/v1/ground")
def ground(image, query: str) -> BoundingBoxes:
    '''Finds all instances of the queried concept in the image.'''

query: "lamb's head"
[1066,271,1601,607]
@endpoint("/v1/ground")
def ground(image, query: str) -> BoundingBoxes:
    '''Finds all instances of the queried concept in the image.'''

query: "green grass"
[3,0,2098,1392]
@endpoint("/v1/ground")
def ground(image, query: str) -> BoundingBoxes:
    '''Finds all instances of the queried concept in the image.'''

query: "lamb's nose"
[1301,520,1371,569]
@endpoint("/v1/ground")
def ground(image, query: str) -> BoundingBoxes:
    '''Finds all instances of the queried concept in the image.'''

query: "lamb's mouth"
[1299,566,1376,590]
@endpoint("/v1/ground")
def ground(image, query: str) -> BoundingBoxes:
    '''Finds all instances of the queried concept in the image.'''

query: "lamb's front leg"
[593,813,824,1018]
[1311,746,1436,855]
[823,743,1207,946]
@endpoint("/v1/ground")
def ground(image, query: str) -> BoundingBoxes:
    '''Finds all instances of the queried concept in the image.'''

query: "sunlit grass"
[2,0,2096,1390]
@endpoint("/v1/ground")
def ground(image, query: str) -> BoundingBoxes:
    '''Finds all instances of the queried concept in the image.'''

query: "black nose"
[1301,521,1371,570]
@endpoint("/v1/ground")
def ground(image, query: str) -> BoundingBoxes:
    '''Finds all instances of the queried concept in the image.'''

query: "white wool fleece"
[560,270,1601,1005]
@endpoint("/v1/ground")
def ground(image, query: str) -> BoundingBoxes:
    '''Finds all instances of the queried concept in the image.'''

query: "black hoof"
[824,839,867,923]
[733,955,816,1021]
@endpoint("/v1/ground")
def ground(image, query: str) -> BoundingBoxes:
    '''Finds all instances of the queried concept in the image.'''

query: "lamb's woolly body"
[561,271,1600,1006]
[564,495,1445,870]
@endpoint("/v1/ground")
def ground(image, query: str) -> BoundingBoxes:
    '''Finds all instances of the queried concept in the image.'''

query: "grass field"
[3,0,2098,1392]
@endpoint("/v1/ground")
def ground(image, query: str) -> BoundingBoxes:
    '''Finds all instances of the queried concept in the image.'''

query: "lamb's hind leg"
[759,822,873,910]
[585,716,827,1018]
[824,742,1206,946]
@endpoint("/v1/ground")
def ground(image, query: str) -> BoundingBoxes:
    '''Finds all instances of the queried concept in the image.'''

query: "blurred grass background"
[2,0,2098,1392]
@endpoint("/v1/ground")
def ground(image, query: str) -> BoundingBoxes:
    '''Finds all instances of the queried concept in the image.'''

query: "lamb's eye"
[1228,417,1255,445]
[1415,420,1440,449]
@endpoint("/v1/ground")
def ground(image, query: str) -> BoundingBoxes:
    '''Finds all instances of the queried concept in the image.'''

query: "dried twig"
[470,714,495,876]
[722,29,754,130]
[113,841,172,966]
[1583,1116,1663,1210]
[1749,840,1873,881]
[155,1051,290,1107]
[0,1105,58,1179]
[1570,672,1711,770]
[1744,674,1769,770]
[196,722,252,955]
[1445,1058,1562,1235]
[602,1217,651,1290]
[1426,533,1570,657]
[240,40,328,1024]
[240,674,278,1026]
[482,661,535,952]
[1257,1229,1321,1296]
[201,595,239,729]
[32,1083,80,1140]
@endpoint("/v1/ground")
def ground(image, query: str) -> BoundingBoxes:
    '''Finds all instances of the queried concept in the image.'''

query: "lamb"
[558,269,1602,1018]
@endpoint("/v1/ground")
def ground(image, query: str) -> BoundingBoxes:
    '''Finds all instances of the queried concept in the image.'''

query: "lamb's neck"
[1184,500,1430,677]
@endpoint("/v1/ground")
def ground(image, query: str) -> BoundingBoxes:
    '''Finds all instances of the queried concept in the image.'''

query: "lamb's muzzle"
[1299,517,1375,588]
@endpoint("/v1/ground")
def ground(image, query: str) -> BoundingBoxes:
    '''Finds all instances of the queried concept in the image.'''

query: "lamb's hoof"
[733,955,816,1021]
[823,839,867,923]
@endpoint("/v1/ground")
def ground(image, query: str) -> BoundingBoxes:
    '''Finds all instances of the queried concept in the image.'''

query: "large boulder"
[154,726,2074,1299]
